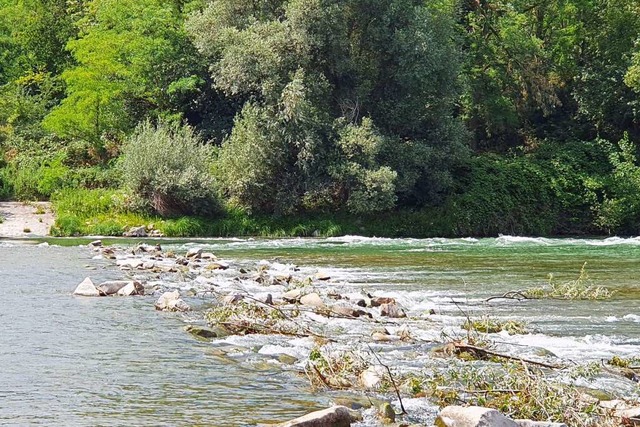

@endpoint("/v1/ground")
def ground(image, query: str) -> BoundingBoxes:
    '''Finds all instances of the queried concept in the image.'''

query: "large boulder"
[123,226,147,237]
[73,277,100,297]
[155,290,190,312]
[436,406,519,427]
[276,405,355,427]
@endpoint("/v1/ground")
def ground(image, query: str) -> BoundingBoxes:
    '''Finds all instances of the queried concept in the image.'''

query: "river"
[1,236,639,426]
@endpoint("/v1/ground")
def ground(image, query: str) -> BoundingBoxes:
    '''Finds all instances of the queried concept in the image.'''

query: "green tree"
[189,0,467,214]
[43,0,209,150]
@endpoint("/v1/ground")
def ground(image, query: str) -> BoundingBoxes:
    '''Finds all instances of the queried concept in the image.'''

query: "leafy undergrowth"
[425,360,618,427]
[523,263,614,300]
[462,318,528,335]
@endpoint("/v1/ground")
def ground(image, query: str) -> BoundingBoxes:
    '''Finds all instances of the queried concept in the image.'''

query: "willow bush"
[119,120,220,217]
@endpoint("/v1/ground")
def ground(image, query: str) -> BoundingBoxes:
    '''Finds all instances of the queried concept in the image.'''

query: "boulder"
[276,405,355,427]
[88,240,102,247]
[186,248,203,258]
[282,289,302,303]
[73,277,100,297]
[370,296,395,307]
[205,261,229,270]
[436,406,519,427]
[97,281,129,295]
[300,292,325,308]
[380,302,406,318]
[124,226,147,237]
[315,272,331,281]
[155,290,190,312]
[116,281,144,296]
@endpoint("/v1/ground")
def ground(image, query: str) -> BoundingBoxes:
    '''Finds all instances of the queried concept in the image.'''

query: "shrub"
[119,120,220,217]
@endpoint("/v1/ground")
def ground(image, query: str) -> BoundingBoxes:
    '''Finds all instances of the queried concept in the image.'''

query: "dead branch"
[485,290,529,302]
[367,344,407,415]
[453,343,564,370]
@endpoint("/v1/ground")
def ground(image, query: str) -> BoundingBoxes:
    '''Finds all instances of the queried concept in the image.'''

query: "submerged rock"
[379,402,395,423]
[154,290,190,312]
[276,405,356,427]
[73,277,100,297]
[96,280,129,296]
[185,325,218,339]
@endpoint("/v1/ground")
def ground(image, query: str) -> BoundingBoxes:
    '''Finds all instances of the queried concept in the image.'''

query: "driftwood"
[485,290,529,302]
[452,343,564,370]
[367,344,407,415]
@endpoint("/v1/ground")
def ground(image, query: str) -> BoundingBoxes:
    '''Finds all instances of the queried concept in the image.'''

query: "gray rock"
[276,405,355,427]
[154,290,190,312]
[124,226,147,237]
[370,296,395,307]
[97,280,129,296]
[315,272,331,281]
[186,248,203,258]
[380,302,406,318]
[88,240,102,247]
[437,406,519,427]
[300,292,325,308]
[282,289,302,303]
[116,281,144,296]
[515,421,568,427]
[73,277,100,297]
[116,258,144,269]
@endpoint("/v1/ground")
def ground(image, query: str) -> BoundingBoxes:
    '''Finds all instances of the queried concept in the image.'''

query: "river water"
[1,236,639,425]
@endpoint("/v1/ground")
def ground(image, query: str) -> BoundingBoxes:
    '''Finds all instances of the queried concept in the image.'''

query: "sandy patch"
[0,202,55,237]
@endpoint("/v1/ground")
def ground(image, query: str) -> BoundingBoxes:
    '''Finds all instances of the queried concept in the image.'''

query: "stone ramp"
[0,202,55,237]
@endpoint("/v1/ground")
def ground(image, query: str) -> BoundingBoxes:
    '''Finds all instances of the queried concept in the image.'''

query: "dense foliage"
[2,0,640,236]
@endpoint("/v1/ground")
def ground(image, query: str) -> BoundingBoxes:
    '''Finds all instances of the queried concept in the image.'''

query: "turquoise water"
[1,236,639,425]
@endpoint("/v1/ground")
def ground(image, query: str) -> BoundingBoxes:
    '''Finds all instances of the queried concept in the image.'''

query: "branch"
[367,344,407,415]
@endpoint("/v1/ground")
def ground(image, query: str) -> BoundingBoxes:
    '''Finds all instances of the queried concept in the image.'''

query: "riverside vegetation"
[2,0,640,237]
[83,241,640,426]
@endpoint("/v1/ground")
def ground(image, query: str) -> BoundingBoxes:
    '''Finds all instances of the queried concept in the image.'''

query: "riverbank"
[0,201,55,237]
[76,238,640,426]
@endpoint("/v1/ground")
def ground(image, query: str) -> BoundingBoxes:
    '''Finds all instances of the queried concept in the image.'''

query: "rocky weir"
[73,239,640,427]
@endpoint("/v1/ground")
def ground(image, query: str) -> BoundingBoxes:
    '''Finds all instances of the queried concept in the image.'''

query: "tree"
[43,0,210,151]
[188,0,467,214]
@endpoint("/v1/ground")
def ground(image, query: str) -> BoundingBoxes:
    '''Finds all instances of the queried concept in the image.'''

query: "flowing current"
[1,236,639,425]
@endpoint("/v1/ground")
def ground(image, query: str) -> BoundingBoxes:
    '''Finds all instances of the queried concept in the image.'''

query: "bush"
[119,120,220,217]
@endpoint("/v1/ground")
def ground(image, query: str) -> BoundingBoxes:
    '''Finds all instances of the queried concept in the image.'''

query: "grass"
[524,263,614,300]
[462,318,527,335]
[427,360,614,427]
[50,187,462,238]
